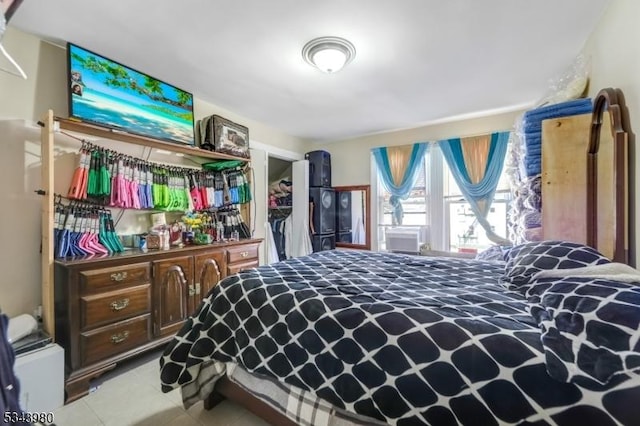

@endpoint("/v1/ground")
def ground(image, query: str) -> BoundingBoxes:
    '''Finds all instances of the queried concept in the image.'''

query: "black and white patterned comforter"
[160,250,640,425]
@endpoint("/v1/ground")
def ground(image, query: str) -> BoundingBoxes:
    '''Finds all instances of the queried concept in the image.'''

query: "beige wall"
[315,110,524,187]
[583,0,639,266]
[320,0,640,266]
[0,27,310,148]
[0,28,68,120]
[0,27,307,318]
[3,0,639,317]
[314,110,523,253]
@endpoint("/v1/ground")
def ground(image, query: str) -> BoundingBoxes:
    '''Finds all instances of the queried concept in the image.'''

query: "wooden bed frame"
[204,376,298,426]
[587,88,630,264]
[203,87,632,425]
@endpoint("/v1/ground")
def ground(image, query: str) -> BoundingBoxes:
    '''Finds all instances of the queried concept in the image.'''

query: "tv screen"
[67,43,195,146]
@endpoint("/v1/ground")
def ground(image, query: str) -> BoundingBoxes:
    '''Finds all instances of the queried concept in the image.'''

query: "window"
[377,154,430,251]
[376,144,510,254]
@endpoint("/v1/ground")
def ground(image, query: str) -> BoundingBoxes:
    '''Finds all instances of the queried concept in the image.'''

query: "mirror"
[587,88,629,264]
[334,185,371,250]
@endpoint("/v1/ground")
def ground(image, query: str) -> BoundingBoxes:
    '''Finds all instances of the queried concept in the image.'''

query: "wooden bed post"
[587,88,629,264]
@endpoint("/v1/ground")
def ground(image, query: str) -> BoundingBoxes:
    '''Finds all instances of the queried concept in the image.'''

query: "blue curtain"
[438,131,510,245]
[372,142,429,198]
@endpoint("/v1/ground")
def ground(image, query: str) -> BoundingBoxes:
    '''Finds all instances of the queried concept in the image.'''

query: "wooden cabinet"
[39,112,255,345]
[54,239,261,403]
[39,112,262,402]
[79,284,151,330]
[153,256,193,338]
[226,242,260,275]
[193,251,226,313]
[80,315,151,366]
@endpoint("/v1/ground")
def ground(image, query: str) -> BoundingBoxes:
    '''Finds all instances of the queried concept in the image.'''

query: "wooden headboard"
[542,88,630,263]
[587,88,629,264]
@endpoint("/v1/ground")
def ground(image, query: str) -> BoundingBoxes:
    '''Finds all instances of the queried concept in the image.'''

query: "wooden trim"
[41,111,55,338]
[56,117,250,163]
[541,114,591,245]
[207,376,298,426]
[65,335,174,403]
[55,238,264,267]
[586,88,629,264]
[334,185,371,250]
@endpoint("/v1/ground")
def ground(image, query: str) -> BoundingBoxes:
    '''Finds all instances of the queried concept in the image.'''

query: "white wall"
[582,0,640,266]
[0,27,307,318]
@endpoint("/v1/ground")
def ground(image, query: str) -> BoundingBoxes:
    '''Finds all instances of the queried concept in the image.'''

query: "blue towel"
[526,165,541,177]
[525,156,542,174]
[525,147,541,156]
[521,98,592,178]
[523,98,593,133]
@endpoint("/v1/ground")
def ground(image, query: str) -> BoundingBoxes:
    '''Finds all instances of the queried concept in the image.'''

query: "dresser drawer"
[227,244,259,264]
[80,314,150,366]
[227,260,258,275]
[79,263,151,294]
[80,284,151,331]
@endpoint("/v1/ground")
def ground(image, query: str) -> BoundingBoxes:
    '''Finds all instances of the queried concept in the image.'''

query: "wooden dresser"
[54,239,261,402]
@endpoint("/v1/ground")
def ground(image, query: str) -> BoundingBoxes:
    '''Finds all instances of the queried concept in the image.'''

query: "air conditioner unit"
[385,227,422,254]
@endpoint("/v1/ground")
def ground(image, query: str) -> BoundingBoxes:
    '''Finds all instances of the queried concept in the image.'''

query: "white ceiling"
[10,0,611,142]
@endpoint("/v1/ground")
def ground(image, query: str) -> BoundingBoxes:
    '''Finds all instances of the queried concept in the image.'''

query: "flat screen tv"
[67,43,195,145]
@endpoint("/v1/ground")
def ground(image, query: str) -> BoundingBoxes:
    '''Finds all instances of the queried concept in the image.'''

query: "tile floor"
[51,350,269,426]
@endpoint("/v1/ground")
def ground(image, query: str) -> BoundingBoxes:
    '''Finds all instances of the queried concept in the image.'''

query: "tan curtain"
[438,131,511,246]
[460,135,491,215]
[386,144,415,186]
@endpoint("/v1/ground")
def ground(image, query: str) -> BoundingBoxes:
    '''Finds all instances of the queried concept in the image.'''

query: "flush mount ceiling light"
[302,36,356,73]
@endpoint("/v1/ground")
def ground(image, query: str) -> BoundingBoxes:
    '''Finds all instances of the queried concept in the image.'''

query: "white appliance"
[7,314,38,343]
[385,227,424,253]
[13,343,64,412]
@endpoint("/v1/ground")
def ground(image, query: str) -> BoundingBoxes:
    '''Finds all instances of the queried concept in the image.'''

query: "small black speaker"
[337,231,353,243]
[336,191,352,232]
[312,234,336,252]
[309,187,335,234]
[305,150,331,187]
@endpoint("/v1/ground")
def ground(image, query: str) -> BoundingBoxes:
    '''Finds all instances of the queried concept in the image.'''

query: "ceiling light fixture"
[302,36,356,74]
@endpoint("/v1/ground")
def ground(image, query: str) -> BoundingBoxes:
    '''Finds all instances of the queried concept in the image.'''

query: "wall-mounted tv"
[67,43,195,145]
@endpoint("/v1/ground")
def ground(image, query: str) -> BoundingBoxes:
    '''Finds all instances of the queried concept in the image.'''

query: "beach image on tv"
[68,44,195,145]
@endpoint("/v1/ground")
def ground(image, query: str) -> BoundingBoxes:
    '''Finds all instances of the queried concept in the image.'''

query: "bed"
[160,88,638,425]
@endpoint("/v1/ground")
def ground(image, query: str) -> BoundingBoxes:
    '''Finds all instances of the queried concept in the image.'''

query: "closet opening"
[265,154,311,264]
[268,156,293,262]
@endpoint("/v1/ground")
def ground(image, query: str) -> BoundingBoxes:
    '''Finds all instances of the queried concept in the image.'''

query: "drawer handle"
[110,298,130,311]
[111,331,129,344]
[110,272,128,282]
[240,251,249,258]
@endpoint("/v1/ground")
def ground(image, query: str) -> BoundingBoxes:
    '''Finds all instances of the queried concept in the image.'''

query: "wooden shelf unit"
[56,117,250,162]
[40,112,255,339]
